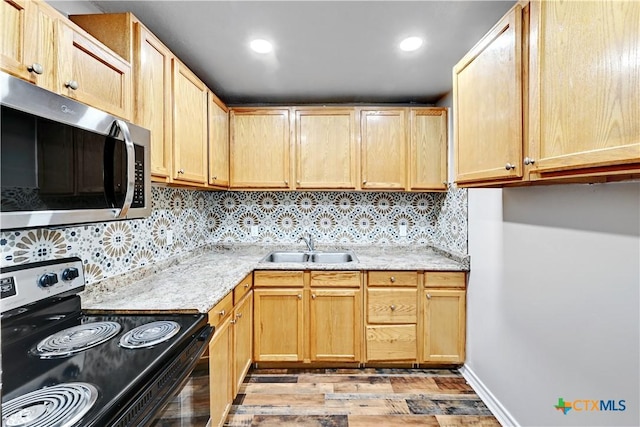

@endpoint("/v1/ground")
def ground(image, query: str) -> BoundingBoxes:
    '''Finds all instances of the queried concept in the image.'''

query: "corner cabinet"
[454,0,640,187]
[230,109,291,189]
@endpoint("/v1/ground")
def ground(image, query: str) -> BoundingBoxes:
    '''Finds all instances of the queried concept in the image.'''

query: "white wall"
[466,182,640,426]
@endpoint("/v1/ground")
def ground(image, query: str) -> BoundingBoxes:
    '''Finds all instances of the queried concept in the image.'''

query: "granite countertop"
[81,244,469,314]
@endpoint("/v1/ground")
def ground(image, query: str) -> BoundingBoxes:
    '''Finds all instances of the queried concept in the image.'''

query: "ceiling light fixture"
[399,37,423,52]
[250,39,273,54]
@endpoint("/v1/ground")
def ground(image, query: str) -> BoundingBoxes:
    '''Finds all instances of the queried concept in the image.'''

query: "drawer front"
[208,292,233,328]
[425,272,466,288]
[234,273,253,302]
[367,288,417,324]
[368,271,417,287]
[366,325,417,361]
[310,271,360,288]
[254,271,304,287]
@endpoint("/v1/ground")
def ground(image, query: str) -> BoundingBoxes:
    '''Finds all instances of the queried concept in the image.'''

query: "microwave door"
[106,120,135,218]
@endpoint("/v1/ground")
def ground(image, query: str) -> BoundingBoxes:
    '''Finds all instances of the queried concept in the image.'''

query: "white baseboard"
[460,364,519,427]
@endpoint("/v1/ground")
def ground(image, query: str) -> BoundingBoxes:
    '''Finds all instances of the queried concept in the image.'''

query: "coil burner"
[2,383,98,427]
[119,321,181,349]
[31,321,122,358]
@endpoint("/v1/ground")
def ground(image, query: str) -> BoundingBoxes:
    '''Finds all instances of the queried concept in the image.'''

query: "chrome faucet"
[299,233,315,252]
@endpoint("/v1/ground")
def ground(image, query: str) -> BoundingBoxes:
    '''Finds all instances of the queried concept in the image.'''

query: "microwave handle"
[109,120,135,219]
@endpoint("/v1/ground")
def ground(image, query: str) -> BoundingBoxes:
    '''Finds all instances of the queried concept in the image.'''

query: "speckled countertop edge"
[81,244,469,314]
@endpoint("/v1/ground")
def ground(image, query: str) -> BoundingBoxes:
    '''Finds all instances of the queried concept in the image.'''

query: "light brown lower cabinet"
[422,289,466,363]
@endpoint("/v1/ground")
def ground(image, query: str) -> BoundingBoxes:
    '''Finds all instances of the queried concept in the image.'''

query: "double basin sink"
[261,250,358,264]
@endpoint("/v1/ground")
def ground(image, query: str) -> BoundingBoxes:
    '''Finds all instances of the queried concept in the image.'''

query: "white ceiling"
[59,1,514,105]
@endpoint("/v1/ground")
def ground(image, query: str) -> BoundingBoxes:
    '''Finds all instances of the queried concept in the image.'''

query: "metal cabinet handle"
[296,180,301,185]
[362,180,367,185]
[178,169,185,174]
[219,310,225,316]
[236,312,242,318]
[390,276,396,283]
[284,180,289,185]
[427,293,431,299]
[244,283,250,288]
[230,319,237,324]
[65,80,79,90]
[297,294,302,300]
[524,157,536,165]
[212,176,217,180]
[390,304,396,311]
[311,294,316,300]
[505,163,516,171]
[28,63,43,74]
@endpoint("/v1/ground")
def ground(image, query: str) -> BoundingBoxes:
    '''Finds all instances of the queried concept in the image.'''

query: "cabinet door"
[366,325,417,362]
[309,288,361,362]
[253,289,303,361]
[58,21,132,119]
[367,288,417,324]
[453,5,523,184]
[230,109,290,189]
[209,93,230,188]
[410,108,448,190]
[360,109,407,189]
[1,0,32,81]
[209,315,232,427]
[295,108,357,189]
[134,23,172,180]
[528,1,640,175]
[423,289,465,363]
[172,60,208,184]
[232,291,252,395]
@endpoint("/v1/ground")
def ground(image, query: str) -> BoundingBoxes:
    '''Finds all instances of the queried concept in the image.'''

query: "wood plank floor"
[225,368,501,427]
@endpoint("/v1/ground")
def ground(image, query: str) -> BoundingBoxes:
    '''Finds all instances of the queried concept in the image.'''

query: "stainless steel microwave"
[0,72,151,230]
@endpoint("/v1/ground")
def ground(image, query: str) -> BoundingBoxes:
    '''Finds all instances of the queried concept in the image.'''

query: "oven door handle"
[109,120,135,219]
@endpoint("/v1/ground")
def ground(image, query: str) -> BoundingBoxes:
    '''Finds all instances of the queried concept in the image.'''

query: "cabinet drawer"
[208,292,233,328]
[254,271,304,287]
[366,325,417,361]
[367,289,417,324]
[368,271,417,287]
[234,274,253,302]
[310,271,360,288]
[425,272,466,288]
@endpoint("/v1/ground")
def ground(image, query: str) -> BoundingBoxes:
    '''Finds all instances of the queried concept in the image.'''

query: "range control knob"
[38,273,59,288]
[62,268,79,281]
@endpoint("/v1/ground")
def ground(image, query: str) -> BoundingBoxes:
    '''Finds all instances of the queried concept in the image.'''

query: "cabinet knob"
[28,63,43,75]
[212,176,217,180]
[311,294,316,300]
[296,180,301,185]
[390,276,396,283]
[523,157,536,165]
[236,312,242,318]
[390,304,396,311]
[362,180,367,185]
[284,180,289,185]
[230,319,237,324]
[505,163,516,171]
[64,80,79,90]
[244,283,250,288]
[297,294,302,300]
[427,293,431,299]
[178,169,185,174]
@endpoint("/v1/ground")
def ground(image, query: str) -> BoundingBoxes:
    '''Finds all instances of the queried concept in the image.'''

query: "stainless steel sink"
[260,250,358,264]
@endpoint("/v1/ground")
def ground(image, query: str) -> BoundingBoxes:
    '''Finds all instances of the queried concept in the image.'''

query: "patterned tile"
[1,186,468,285]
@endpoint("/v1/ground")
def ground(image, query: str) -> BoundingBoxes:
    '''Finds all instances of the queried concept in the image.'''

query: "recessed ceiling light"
[250,39,273,54]
[399,37,423,52]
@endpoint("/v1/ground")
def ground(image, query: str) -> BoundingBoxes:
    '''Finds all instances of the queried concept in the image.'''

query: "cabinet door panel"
[529,1,640,174]
[209,94,229,187]
[135,24,172,179]
[453,5,523,183]
[172,60,208,183]
[1,0,31,80]
[423,289,465,363]
[209,316,232,427]
[310,289,361,362]
[410,109,448,190]
[233,291,253,395]
[367,288,417,324]
[366,324,416,361]
[253,289,303,361]
[230,109,290,188]
[361,109,406,189]
[296,109,357,189]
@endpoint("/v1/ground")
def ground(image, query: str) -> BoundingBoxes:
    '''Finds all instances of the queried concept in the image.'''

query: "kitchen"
[1,1,638,426]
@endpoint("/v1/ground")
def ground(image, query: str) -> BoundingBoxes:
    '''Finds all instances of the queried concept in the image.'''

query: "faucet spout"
[299,233,315,252]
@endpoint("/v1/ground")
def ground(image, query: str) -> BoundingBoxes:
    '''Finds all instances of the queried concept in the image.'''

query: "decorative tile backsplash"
[1,186,467,284]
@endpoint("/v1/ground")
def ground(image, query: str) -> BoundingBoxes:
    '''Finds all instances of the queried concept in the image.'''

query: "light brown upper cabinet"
[294,108,357,189]
[1,0,58,91]
[453,4,523,184]
[172,60,208,184]
[209,93,230,188]
[360,109,407,190]
[527,0,640,178]
[410,108,448,190]
[454,0,639,187]
[230,108,291,189]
